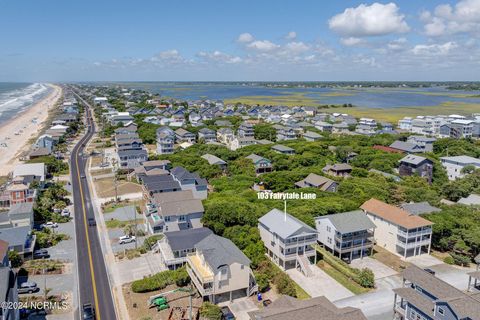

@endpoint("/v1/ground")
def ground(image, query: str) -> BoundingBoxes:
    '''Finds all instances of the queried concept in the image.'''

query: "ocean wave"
[0,83,51,120]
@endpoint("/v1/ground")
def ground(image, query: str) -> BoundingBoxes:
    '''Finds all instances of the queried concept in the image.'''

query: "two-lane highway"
[71,89,117,320]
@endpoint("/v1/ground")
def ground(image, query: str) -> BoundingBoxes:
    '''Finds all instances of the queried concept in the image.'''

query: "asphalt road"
[71,90,117,320]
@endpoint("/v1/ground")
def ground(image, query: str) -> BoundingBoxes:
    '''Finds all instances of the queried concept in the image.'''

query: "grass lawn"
[105,218,143,229]
[102,200,141,213]
[372,245,409,272]
[293,281,311,300]
[317,261,370,295]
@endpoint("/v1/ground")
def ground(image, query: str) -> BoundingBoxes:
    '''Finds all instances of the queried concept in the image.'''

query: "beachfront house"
[186,234,257,303]
[295,173,338,192]
[245,154,272,175]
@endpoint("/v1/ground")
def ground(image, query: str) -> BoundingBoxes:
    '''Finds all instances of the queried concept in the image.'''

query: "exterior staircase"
[297,254,313,277]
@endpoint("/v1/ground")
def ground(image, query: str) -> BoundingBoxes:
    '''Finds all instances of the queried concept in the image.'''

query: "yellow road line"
[75,108,101,320]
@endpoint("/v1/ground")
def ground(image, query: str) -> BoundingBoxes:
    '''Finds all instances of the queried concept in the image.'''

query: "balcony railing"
[187,266,213,295]
[397,228,432,238]
[396,238,431,249]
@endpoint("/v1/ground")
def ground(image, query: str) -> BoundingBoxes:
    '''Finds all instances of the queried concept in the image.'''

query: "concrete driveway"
[111,252,166,286]
[351,257,397,280]
[223,297,258,320]
[287,265,354,301]
[407,254,443,268]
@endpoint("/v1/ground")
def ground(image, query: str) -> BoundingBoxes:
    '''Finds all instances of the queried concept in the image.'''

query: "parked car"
[88,218,96,226]
[119,235,136,244]
[80,174,86,179]
[42,221,58,228]
[221,306,235,320]
[82,303,95,320]
[33,249,50,259]
[61,208,70,217]
[18,281,38,294]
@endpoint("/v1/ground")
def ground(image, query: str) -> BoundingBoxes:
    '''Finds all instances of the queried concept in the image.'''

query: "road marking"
[74,107,102,320]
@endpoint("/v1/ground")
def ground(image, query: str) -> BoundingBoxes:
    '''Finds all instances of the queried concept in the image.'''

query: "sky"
[0,0,479,81]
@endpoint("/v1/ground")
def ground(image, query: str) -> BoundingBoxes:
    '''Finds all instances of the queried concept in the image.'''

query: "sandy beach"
[0,84,62,176]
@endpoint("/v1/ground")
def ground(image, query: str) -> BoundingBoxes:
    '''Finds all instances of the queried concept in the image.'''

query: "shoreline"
[0,84,63,176]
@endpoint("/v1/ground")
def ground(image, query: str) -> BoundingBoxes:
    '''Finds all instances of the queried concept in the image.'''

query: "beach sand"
[0,84,62,176]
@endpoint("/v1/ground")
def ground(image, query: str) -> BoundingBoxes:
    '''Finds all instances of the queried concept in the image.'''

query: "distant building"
[303,131,322,141]
[271,144,295,155]
[322,163,352,177]
[440,155,480,180]
[295,173,338,192]
[398,155,433,184]
[156,127,175,155]
[198,128,216,143]
[175,128,196,144]
[237,122,255,138]
[201,154,227,170]
[246,154,272,175]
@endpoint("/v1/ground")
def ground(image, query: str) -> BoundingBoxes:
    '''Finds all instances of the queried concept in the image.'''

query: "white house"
[440,155,480,180]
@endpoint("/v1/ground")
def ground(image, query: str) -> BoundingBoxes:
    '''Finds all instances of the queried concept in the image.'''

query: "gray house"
[201,154,227,170]
[246,154,272,175]
[295,173,338,192]
[258,209,317,275]
[393,265,480,320]
[315,210,375,262]
[271,144,295,155]
[157,227,213,270]
[198,128,217,143]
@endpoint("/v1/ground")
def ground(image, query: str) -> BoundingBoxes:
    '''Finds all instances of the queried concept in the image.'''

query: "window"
[438,307,445,315]
[327,226,331,232]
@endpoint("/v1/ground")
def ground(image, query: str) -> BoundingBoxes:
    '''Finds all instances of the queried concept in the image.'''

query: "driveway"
[223,297,258,320]
[407,254,443,268]
[351,257,397,280]
[286,265,354,301]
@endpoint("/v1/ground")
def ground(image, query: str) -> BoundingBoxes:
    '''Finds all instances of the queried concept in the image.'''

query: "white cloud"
[387,37,407,51]
[285,31,297,40]
[329,2,410,37]
[422,0,480,36]
[412,41,458,56]
[246,40,280,52]
[284,41,310,53]
[237,33,254,43]
[340,37,366,46]
[197,51,242,64]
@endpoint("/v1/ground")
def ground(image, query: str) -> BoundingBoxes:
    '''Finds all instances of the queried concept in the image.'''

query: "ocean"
[0,83,52,125]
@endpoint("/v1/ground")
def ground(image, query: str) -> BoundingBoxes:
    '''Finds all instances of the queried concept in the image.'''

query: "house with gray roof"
[399,155,433,184]
[170,167,208,199]
[175,128,196,143]
[0,203,34,229]
[201,154,227,169]
[246,154,272,175]
[323,163,353,177]
[440,155,480,181]
[258,209,317,275]
[369,169,402,182]
[142,175,182,200]
[198,128,216,143]
[156,126,175,155]
[145,190,204,234]
[271,144,295,155]
[393,265,480,320]
[457,194,480,206]
[295,173,338,192]
[156,227,213,270]
[303,130,322,141]
[0,226,35,256]
[400,202,441,215]
[187,234,257,303]
[117,148,148,170]
[248,295,367,320]
[315,210,375,262]
[389,140,425,154]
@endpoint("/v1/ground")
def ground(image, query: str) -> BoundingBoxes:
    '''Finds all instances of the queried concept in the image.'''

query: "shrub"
[8,251,22,268]
[357,268,375,288]
[255,272,270,292]
[274,273,297,297]
[443,255,455,265]
[199,302,222,320]
[451,253,471,266]
[131,267,190,293]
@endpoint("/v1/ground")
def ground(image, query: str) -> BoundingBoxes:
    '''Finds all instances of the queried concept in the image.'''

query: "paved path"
[287,265,354,301]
